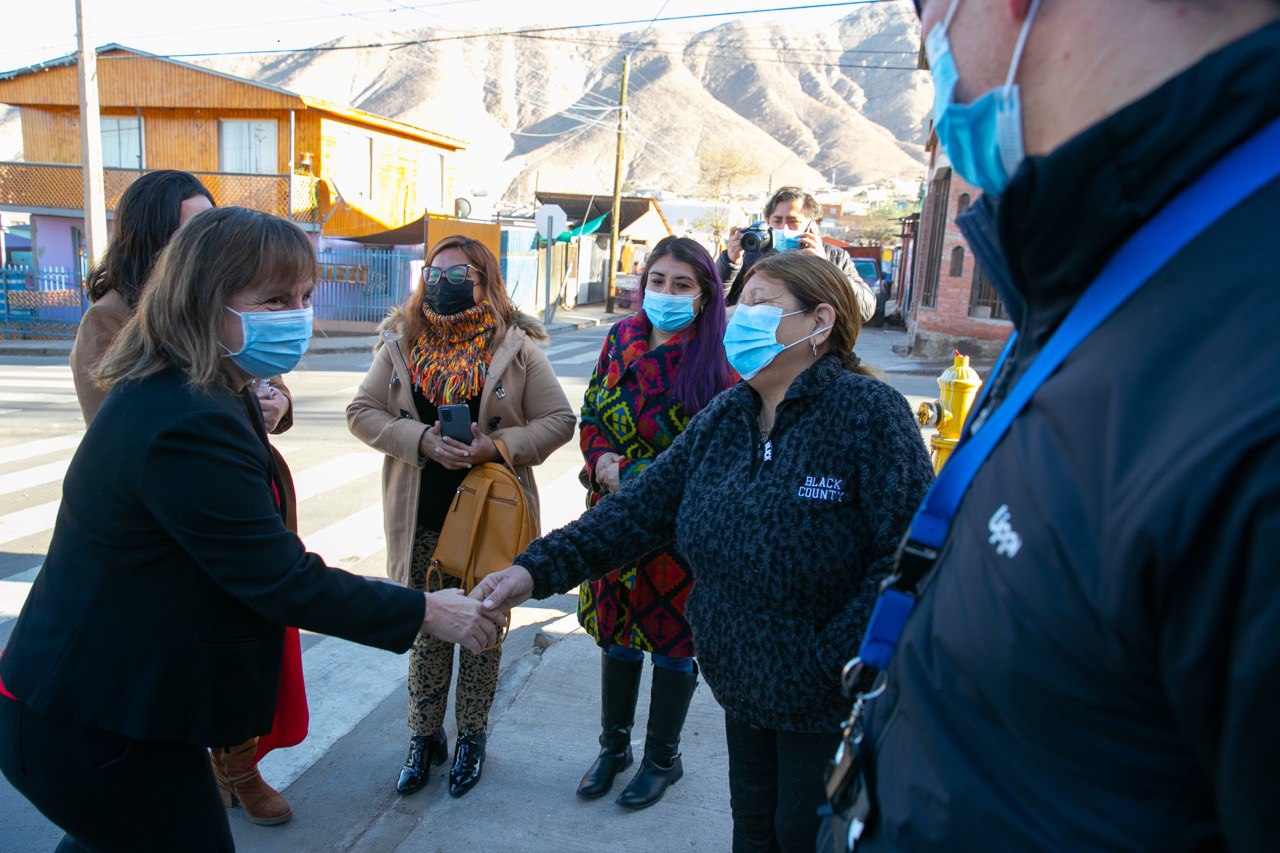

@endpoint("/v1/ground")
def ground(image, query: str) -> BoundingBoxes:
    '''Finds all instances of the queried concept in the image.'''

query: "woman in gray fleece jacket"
[476,253,934,852]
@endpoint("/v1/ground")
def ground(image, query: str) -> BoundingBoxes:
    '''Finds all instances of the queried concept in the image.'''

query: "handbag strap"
[491,437,517,472]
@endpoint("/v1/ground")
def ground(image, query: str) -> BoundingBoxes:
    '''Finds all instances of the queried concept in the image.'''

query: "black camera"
[739,222,773,254]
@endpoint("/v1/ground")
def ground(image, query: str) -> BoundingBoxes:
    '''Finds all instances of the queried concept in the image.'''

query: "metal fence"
[500,226,540,314]
[0,234,567,339]
[0,265,84,339]
[0,162,320,224]
[314,248,419,325]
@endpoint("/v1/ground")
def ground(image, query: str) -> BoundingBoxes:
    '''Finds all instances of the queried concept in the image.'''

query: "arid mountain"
[0,4,931,204]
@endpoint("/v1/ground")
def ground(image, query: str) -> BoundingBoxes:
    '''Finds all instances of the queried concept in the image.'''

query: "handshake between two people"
[418,566,535,654]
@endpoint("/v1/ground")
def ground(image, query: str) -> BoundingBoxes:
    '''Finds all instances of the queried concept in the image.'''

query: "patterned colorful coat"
[577,313,697,658]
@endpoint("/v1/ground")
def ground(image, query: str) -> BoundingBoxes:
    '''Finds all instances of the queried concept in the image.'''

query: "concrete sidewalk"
[396,617,731,852]
[232,615,733,852]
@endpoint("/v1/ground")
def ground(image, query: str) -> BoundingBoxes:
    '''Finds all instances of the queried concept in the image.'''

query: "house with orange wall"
[0,44,466,273]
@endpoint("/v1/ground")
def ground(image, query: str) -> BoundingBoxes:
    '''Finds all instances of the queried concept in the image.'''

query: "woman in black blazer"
[0,207,502,852]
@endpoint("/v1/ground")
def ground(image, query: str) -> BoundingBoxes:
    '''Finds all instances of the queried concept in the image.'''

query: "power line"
[142,1,900,58]
[503,32,921,70]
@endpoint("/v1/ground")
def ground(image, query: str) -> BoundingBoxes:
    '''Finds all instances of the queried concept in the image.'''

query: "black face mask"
[426,279,476,316]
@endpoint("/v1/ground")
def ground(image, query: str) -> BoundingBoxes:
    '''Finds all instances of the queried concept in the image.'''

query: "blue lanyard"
[854,114,1280,675]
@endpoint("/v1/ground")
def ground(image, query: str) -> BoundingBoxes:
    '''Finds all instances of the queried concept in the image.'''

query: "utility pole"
[75,0,107,270]
[604,53,630,314]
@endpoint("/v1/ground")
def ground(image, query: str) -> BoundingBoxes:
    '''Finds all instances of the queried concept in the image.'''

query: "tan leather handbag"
[428,438,539,596]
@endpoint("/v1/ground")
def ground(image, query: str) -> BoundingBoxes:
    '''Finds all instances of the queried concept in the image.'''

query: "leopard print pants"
[406,528,502,738]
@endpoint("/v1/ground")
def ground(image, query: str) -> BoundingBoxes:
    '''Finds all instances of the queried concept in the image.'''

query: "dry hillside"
[0,4,931,203]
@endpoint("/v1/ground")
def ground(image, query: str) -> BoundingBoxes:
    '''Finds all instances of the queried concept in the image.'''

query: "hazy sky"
[0,0,878,72]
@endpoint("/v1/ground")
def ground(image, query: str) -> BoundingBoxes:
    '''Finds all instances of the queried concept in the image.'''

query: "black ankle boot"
[616,666,697,810]
[578,653,644,799]
[448,732,487,798]
[396,728,447,795]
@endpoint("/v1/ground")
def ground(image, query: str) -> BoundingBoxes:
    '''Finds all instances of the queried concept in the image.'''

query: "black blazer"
[0,368,423,747]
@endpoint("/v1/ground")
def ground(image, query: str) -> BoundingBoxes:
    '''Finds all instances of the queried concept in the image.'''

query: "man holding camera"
[717,187,877,322]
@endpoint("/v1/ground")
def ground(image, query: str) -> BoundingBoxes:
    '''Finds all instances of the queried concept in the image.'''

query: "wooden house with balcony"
[0,44,467,273]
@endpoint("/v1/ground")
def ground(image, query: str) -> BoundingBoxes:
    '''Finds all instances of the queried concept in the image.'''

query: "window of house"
[949,245,966,277]
[101,117,143,169]
[917,168,951,310]
[419,150,444,212]
[330,129,374,200]
[219,120,278,175]
[969,261,1008,320]
[958,193,971,213]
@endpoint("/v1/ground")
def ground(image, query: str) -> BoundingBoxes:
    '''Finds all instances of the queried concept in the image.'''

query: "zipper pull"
[762,439,773,463]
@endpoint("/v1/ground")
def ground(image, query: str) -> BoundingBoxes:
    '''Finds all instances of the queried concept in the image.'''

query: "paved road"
[0,325,941,850]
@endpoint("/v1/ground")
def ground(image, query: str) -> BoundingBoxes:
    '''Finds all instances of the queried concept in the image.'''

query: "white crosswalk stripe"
[0,500,61,547]
[544,339,605,368]
[0,368,74,377]
[0,391,80,404]
[0,379,77,390]
[0,459,71,498]
[300,505,385,571]
[290,451,383,503]
[0,434,82,465]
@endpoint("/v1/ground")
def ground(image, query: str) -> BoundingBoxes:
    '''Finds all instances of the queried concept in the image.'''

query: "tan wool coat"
[68,289,132,425]
[347,310,575,587]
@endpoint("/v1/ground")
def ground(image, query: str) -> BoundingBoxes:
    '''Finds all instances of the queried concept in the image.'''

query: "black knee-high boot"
[616,665,697,810]
[577,653,643,799]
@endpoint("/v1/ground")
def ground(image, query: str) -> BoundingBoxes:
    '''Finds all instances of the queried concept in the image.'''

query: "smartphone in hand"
[438,404,474,444]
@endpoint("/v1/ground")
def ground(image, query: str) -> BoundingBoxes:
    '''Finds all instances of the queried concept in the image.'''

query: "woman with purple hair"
[575,236,735,810]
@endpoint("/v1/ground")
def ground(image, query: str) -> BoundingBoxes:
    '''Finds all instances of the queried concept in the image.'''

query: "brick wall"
[908,154,1012,358]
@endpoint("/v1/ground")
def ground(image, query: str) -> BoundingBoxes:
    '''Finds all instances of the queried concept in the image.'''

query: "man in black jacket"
[717,187,877,322]
[855,1,1280,850]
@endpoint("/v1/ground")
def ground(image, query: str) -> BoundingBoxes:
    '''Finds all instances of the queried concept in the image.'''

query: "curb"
[0,344,73,357]
[544,314,608,335]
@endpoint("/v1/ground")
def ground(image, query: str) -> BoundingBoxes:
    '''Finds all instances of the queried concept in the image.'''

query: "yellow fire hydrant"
[917,351,983,472]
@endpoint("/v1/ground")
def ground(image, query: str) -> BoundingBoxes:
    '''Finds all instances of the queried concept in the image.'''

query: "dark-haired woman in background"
[575,236,735,810]
[72,170,220,420]
[67,170,303,825]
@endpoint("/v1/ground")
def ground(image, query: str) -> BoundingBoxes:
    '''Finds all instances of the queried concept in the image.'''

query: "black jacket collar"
[959,20,1280,348]
[728,354,846,416]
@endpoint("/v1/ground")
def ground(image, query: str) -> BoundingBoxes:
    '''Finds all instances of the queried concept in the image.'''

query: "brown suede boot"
[211,738,293,826]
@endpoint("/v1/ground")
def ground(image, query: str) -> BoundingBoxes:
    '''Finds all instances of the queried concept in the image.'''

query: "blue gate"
[0,265,84,339]
[314,249,419,325]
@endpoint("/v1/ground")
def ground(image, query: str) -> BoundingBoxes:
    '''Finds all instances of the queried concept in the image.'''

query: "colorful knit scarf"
[407,302,497,405]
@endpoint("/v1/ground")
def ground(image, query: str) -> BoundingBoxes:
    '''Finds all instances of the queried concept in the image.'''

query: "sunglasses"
[422,264,477,287]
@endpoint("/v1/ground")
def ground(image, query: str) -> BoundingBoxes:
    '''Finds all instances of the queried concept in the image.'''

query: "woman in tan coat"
[348,234,574,799]
[67,171,303,825]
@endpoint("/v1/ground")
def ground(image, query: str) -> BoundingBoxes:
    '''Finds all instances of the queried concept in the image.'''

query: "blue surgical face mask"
[222,306,313,379]
[926,0,1041,196]
[723,304,832,381]
[644,289,699,333]
[771,228,805,253]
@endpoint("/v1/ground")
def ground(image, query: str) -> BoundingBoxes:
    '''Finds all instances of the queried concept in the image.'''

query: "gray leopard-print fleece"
[517,356,934,733]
